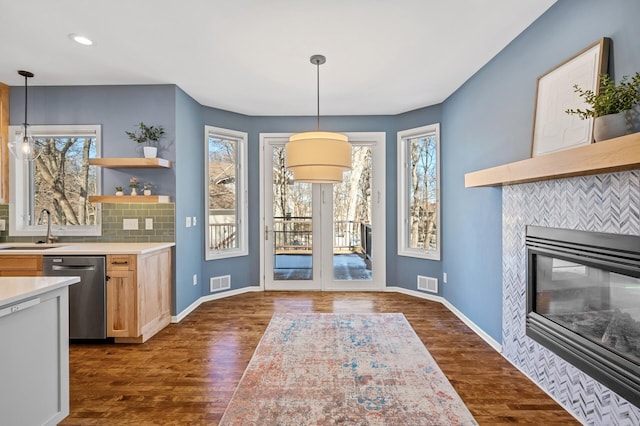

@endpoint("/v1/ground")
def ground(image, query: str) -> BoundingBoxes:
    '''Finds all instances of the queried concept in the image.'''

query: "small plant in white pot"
[125,122,165,158]
[566,72,640,141]
[115,186,123,196]
[143,182,153,196]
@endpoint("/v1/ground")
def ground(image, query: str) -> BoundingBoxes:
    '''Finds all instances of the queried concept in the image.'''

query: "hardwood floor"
[61,292,578,425]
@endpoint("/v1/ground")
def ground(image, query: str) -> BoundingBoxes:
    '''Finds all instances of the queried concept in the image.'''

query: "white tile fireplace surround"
[502,170,640,425]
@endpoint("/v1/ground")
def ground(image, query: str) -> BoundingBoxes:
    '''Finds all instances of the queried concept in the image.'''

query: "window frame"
[204,125,248,260]
[9,124,102,237]
[397,123,441,260]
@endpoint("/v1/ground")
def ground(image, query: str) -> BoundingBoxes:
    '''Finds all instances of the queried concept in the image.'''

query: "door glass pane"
[272,146,313,280]
[333,145,373,280]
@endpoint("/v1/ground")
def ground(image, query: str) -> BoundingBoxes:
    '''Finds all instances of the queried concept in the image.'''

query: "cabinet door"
[106,269,137,337]
[138,249,171,328]
[106,255,137,338]
[0,255,43,276]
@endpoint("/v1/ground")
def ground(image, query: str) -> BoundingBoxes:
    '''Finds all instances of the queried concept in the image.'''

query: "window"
[9,125,102,237]
[205,125,248,260]
[397,123,440,260]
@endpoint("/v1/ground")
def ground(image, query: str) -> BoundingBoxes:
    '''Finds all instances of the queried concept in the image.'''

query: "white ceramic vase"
[144,189,151,196]
[115,191,123,196]
[131,188,138,196]
[144,146,157,158]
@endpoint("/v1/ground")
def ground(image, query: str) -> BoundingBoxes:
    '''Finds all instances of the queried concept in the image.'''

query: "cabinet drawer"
[0,255,43,272]
[107,255,136,271]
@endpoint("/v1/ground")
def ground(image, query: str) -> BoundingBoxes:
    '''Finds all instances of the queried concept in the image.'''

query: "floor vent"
[210,275,231,292]
[417,275,438,293]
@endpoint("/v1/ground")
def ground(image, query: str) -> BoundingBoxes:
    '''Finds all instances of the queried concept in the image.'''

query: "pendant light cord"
[24,73,28,127]
[316,59,320,131]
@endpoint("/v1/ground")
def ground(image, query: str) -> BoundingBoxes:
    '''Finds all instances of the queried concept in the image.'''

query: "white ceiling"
[0,0,556,116]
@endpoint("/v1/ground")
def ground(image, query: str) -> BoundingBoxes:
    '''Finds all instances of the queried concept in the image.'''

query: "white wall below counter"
[0,276,79,426]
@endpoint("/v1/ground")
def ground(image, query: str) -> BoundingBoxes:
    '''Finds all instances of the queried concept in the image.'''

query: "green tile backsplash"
[0,203,175,243]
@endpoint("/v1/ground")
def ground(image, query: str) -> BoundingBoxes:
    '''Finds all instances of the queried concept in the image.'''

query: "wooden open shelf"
[465,132,640,187]
[89,158,171,168]
[89,195,171,204]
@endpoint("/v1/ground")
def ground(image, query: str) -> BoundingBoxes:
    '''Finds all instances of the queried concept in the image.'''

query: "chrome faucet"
[37,208,57,244]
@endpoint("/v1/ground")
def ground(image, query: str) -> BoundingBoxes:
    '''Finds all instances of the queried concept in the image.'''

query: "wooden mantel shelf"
[465,132,640,188]
[89,158,171,168]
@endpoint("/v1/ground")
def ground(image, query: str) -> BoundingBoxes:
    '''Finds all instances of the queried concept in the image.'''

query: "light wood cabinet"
[106,255,137,338]
[106,249,171,343]
[0,255,43,276]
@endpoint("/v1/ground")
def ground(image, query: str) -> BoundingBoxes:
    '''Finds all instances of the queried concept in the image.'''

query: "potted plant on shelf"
[566,72,640,142]
[143,182,153,196]
[115,186,123,196]
[129,177,140,196]
[125,122,165,158]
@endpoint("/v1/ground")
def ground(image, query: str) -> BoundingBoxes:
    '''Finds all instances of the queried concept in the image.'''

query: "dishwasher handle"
[50,264,97,271]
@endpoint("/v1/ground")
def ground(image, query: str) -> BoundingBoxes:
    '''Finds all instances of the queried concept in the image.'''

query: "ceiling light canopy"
[285,55,351,184]
[8,70,40,162]
[68,33,93,46]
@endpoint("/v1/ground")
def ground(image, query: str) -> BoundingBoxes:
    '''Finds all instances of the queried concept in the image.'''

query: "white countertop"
[0,276,80,307]
[0,242,175,255]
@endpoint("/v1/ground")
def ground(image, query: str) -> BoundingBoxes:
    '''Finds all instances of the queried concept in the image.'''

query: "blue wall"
[440,0,640,341]
[174,87,203,313]
[9,85,177,197]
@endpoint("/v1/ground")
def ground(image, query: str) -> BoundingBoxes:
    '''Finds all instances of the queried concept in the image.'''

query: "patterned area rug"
[220,313,477,425]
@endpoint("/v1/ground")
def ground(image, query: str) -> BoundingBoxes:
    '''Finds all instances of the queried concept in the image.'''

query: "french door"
[260,132,386,291]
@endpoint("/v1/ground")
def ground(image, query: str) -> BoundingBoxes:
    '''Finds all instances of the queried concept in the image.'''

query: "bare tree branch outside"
[33,136,98,226]
[407,135,437,250]
[208,137,238,250]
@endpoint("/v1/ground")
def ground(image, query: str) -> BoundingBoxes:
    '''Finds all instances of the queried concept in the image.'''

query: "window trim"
[397,123,441,260]
[204,125,248,260]
[9,124,102,237]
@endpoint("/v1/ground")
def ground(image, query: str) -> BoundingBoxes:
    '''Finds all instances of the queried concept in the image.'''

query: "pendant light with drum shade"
[8,70,40,161]
[285,55,351,183]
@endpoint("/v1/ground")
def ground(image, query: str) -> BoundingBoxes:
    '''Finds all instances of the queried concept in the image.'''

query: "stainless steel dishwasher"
[43,256,107,339]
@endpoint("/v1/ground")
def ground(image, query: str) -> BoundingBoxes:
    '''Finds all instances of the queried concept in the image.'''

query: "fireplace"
[526,226,640,407]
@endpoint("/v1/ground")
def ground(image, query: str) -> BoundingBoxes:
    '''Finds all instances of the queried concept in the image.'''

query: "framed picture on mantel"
[531,37,610,157]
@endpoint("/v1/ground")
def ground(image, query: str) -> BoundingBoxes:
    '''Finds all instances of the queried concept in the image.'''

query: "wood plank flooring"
[61,292,579,425]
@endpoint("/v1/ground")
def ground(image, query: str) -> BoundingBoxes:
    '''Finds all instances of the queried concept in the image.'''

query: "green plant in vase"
[566,72,640,141]
[125,122,165,158]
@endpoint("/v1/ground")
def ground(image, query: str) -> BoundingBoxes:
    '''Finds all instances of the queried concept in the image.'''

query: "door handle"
[51,265,96,271]
[265,225,269,241]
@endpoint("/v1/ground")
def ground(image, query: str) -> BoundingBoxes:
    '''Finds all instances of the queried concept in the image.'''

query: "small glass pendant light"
[9,70,40,162]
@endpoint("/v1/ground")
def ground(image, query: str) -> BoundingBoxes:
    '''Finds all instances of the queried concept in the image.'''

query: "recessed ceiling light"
[68,33,93,46]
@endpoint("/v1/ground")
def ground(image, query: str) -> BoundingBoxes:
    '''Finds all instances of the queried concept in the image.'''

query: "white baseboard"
[173,284,501,354]
[387,286,502,353]
[171,286,261,323]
